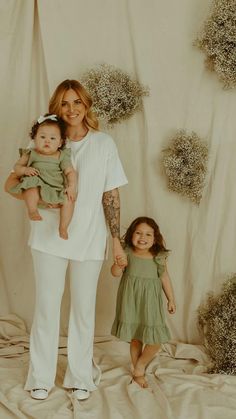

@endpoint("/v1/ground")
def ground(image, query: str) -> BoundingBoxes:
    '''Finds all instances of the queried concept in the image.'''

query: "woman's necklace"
[68,127,89,142]
[76,128,88,141]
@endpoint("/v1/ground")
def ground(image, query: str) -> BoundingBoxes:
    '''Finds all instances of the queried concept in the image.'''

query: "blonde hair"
[49,79,99,131]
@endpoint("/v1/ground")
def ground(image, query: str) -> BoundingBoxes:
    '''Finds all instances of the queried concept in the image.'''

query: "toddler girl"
[111,216,176,388]
[10,114,77,239]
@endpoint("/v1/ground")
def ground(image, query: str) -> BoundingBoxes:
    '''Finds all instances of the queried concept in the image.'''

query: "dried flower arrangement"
[80,63,149,126]
[162,130,208,204]
[195,0,236,89]
[198,276,236,375]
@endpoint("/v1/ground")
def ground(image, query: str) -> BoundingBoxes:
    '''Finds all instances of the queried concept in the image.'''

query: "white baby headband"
[37,114,58,124]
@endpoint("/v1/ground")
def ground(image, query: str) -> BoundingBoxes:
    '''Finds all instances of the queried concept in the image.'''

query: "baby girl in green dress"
[10,114,77,240]
[111,216,176,388]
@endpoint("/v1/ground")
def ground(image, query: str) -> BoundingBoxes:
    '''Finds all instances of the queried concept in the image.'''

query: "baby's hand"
[66,186,77,202]
[24,167,40,176]
[167,301,176,314]
[115,255,128,269]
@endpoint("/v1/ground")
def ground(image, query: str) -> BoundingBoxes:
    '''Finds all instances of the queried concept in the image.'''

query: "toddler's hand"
[115,255,128,269]
[167,301,176,314]
[66,186,77,202]
[24,167,40,176]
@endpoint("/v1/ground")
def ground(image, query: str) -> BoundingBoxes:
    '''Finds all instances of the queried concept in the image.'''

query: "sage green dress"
[10,148,72,204]
[111,247,171,344]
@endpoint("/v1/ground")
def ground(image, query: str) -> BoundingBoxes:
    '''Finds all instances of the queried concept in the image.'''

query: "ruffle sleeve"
[19,148,31,157]
[60,148,73,171]
[154,251,169,277]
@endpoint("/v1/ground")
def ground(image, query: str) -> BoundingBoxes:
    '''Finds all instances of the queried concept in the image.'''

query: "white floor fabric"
[0,315,235,419]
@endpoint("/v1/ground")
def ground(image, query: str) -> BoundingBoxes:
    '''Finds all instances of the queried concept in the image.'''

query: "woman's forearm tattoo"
[102,188,120,238]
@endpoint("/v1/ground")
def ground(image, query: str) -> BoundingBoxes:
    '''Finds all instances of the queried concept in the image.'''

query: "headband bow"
[37,114,58,124]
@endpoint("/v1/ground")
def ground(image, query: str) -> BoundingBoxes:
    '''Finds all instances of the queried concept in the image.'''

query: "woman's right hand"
[24,167,40,176]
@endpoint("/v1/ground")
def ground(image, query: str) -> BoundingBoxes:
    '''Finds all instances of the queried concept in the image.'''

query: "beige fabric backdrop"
[1,1,236,418]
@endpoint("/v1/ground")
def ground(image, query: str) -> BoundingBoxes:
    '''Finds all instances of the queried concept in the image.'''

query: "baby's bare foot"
[28,210,42,221]
[59,227,68,240]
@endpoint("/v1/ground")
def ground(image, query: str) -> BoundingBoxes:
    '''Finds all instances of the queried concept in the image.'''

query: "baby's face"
[34,124,62,155]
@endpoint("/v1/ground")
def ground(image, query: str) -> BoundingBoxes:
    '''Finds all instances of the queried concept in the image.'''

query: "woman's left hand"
[115,255,128,269]
[112,237,126,265]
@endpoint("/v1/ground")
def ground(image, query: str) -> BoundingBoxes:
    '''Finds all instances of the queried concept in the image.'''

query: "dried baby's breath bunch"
[198,276,236,374]
[162,130,208,204]
[195,0,236,89]
[80,63,149,126]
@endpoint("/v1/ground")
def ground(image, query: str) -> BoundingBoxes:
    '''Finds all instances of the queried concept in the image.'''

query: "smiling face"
[60,88,86,127]
[131,223,155,252]
[34,124,62,155]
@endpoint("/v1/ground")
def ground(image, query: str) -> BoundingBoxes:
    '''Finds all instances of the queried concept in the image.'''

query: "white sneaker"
[30,389,49,400]
[72,388,90,400]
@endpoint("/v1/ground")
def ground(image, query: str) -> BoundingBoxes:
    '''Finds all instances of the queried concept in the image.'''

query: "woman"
[5,80,128,400]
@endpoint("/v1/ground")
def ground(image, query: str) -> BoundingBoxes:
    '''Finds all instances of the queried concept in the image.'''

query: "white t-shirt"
[28,131,128,261]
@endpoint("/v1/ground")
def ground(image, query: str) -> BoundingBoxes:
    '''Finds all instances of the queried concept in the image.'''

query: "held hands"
[24,167,40,176]
[115,254,128,269]
[111,240,128,277]
[112,237,127,265]
[167,300,176,314]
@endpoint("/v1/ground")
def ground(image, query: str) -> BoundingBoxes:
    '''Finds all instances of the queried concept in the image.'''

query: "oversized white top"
[28,131,128,261]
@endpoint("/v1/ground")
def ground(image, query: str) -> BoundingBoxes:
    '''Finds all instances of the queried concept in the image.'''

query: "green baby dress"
[111,247,171,344]
[10,148,72,204]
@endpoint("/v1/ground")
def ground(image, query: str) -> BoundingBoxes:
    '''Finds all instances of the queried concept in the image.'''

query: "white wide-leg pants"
[24,249,103,392]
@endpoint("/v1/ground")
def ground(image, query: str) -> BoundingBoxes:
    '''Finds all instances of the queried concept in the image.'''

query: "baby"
[10,114,77,239]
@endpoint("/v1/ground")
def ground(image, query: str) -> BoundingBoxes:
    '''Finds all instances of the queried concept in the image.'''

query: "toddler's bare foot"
[59,227,68,240]
[28,210,42,221]
[133,363,148,388]
[132,374,148,388]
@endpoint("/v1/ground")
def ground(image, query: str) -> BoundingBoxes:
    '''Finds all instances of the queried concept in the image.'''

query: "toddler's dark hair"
[30,113,67,146]
[123,216,169,256]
